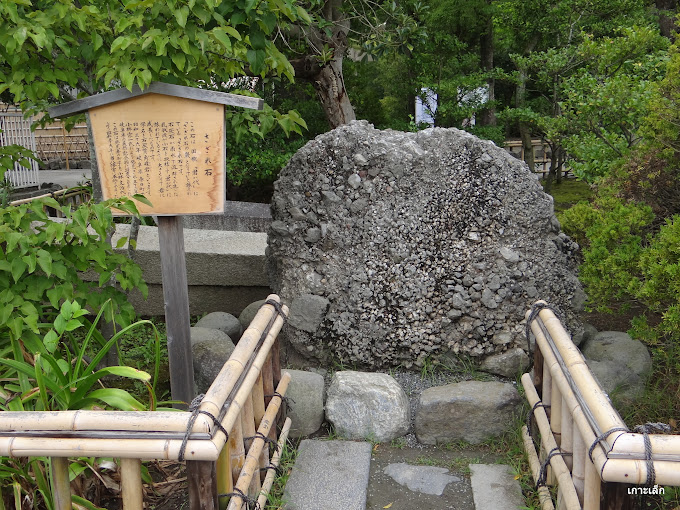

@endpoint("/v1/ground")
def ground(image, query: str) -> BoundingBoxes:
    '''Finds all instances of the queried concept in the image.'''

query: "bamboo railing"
[523,301,680,510]
[0,295,291,510]
[10,186,92,216]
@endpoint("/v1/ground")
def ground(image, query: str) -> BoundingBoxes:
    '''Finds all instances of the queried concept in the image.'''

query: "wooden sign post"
[49,83,263,408]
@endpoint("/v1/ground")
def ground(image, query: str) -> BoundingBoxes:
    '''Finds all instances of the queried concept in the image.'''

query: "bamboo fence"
[523,301,680,510]
[0,295,290,510]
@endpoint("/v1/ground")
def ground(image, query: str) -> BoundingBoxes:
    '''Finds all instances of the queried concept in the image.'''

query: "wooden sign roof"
[48,82,263,119]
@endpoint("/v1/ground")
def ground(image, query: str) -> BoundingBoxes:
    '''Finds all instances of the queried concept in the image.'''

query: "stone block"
[415,380,521,445]
[325,371,409,442]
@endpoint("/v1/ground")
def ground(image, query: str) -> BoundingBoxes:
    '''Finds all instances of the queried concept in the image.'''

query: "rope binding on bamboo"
[220,487,261,510]
[244,431,280,454]
[633,423,672,486]
[536,446,572,488]
[178,393,229,462]
[525,301,562,365]
[526,400,551,440]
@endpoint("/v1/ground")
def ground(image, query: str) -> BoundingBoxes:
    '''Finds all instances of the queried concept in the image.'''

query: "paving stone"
[383,463,460,496]
[470,464,525,510]
[284,440,372,510]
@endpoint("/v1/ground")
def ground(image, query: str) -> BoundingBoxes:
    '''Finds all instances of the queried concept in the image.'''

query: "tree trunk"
[517,67,534,173]
[656,0,678,39]
[478,1,496,127]
[314,55,356,128]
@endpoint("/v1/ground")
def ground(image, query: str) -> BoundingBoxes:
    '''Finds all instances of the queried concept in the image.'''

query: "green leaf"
[223,26,242,40]
[43,330,59,354]
[82,388,147,411]
[174,6,189,28]
[249,26,265,51]
[132,194,152,207]
[212,28,232,51]
[10,257,27,283]
[171,52,186,71]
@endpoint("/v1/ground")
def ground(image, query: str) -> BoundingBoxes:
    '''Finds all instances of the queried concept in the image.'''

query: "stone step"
[284,439,372,510]
[469,464,525,510]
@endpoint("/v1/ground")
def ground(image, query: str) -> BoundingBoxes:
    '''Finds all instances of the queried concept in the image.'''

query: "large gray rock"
[194,312,242,341]
[325,371,410,442]
[480,347,530,378]
[582,331,652,377]
[572,323,598,347]
[190,326,232,347]
[192,337,236,393]
[238,299,267,330]
[415,380,521,444]
[267,121,582,368]
[286,370,325,438]
[586,359,645,405]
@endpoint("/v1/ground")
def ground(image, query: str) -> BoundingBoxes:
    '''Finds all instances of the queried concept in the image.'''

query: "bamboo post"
[120,458,143,510]
[584,458,600,510]
[226,373,291,510]
[561,397,573,472]
[551,377,562,448]
[261,351,276,442]
[187,460,217,510]
[573,427,585,506]
[229,415,246,485]
[50,457,71,510]
[521,374,582,510]
[257,417,292,509]
[521,426,555,510]
[534,341,545,395]
[62,125,70,170]
[217,444,233,510]
[241,394,261,498]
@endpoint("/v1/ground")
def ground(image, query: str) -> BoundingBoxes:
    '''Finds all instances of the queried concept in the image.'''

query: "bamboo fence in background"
[0,295,290,510]
[523,301,680,510]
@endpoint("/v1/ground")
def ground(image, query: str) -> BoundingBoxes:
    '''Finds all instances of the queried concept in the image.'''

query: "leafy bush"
[560,195,654,312]
[0,197,147,345]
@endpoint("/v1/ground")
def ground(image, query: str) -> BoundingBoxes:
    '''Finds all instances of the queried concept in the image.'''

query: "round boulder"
[192,337,236,394]
[325,371,410,442]
[194,312,242,342]
[238,299,267,330]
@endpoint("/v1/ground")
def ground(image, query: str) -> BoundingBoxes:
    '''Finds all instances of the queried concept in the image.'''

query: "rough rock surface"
[286,369,326,438]
[480,347,530,378]
[415,380,521,444]
[194,312,242,342]
[267,121,582,368]
[325,371,410,442]
[193,337,236,393]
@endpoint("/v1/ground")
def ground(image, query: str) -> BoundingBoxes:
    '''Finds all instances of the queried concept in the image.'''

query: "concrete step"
[283,439,372,510]
[470,464,525,509]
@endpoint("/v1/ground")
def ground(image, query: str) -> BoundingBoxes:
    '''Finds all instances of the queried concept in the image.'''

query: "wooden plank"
[120,458,143,510]
[50,457,72,510]
[49,82,263,118]
[187,460,218,510]
[88,94,225,215]
[158,215,195,408]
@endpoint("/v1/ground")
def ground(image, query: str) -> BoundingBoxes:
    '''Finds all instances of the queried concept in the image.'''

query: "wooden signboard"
[89,93,225,215]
